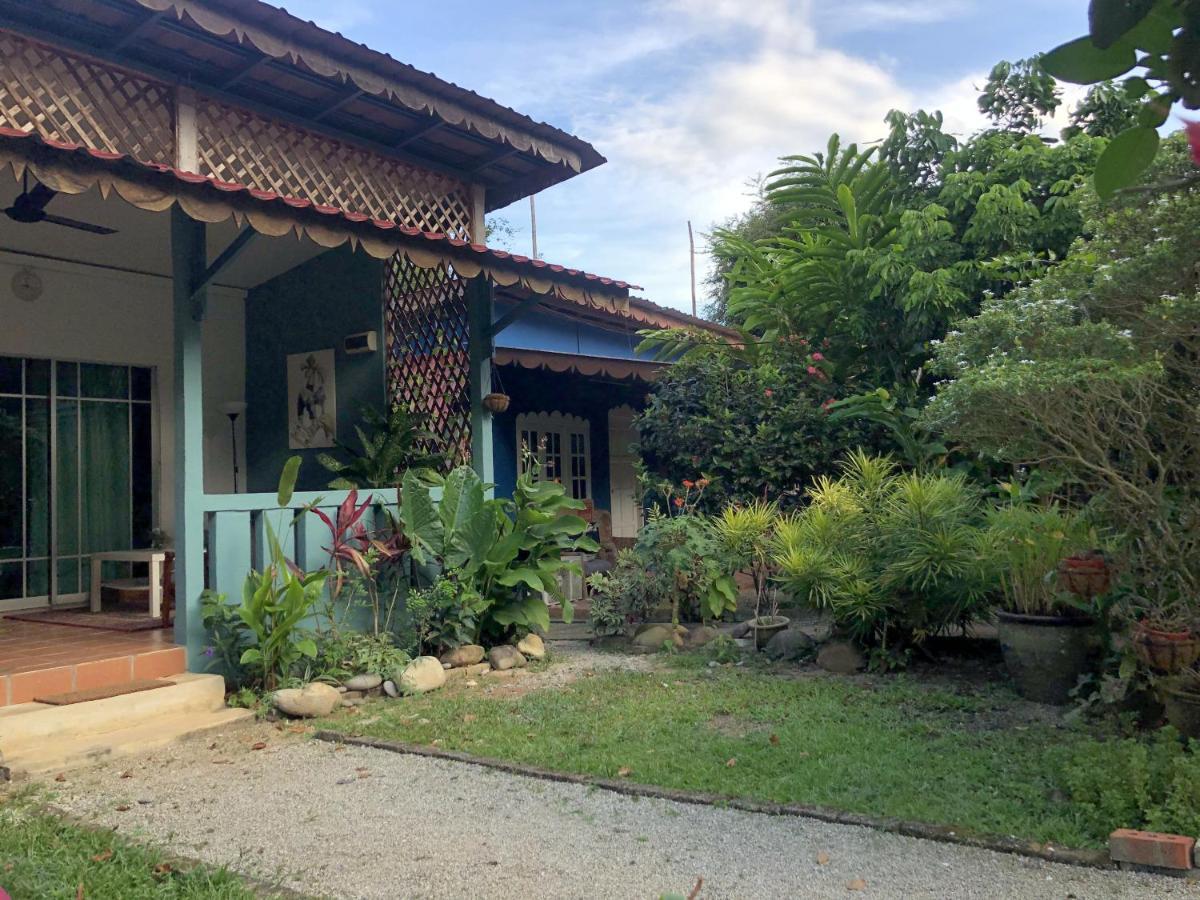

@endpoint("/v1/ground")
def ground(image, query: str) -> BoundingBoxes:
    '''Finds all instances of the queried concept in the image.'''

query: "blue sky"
[283,0,1090,312]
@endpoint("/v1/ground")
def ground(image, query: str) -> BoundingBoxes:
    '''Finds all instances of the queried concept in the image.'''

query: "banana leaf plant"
[399,464,598,638]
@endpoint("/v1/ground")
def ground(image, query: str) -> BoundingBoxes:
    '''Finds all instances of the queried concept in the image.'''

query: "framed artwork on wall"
[287,349,336,449]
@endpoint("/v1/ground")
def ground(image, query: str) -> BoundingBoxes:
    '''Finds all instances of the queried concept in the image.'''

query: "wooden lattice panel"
[196,99,474,235]
[0,32,175,164]
[383,255,472,469]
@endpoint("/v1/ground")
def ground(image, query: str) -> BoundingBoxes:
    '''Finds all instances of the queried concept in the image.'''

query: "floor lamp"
[221,401,247,493]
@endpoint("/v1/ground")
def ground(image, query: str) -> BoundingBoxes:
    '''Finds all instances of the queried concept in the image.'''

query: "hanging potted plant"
[482,368,510,414]
[986,504,1099,704]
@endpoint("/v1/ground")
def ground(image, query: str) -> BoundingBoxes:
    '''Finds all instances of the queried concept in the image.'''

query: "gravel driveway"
[48,721,1200,900]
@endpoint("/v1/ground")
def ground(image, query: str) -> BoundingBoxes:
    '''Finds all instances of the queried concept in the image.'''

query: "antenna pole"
[530,195,539,260]
[687,220,697,317]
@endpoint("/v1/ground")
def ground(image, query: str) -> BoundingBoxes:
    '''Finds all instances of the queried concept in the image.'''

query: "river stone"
[764,628,815,661]
[686,625,721,649]
[446,662,491,681]
[817,641,866,674]
[382,680,399,698]
[343,673,383,691]
[272,682,341,718]
[488,646,527,670]
[341,690,364,700]
[398,656,446,694]
[516,633,546,660]
[440,645,486,668]
[632,624,686,652]
[729,620,753,639]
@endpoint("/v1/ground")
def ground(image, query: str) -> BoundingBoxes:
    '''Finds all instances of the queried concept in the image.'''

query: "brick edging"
[312,730,1111,870]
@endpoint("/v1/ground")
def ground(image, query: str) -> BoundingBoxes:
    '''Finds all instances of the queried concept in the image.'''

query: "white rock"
[344,673,383,691]
[516,633,546,660]
[398,656,447,694]
[272,682,341,718]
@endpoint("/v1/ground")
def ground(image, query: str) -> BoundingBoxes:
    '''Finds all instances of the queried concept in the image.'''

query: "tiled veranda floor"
[0,618,185,706]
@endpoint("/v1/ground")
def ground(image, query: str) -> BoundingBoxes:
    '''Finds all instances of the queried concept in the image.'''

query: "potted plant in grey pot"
[985,503,1099,704]
[714,500,789,649]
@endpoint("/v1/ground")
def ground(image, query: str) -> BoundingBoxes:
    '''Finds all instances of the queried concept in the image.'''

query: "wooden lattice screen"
[0,32,175,164]
[196,99,474,236]
[383,254,472,470]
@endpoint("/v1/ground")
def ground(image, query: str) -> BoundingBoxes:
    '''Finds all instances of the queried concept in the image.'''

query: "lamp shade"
[221,400,248,417]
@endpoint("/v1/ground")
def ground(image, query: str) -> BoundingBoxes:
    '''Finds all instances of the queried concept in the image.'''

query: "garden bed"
[317,647,1168,851]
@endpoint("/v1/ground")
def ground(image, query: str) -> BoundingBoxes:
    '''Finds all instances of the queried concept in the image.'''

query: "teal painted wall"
[244,247,386,492]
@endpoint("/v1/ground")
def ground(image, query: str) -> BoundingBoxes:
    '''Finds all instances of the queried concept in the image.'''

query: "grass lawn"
[0,787,272,900]
[321,656,1125,849]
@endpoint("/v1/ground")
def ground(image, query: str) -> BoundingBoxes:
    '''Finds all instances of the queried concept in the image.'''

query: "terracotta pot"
[1057,553,1111,598]
[482,392,510,413]
[1131,622,1200,674]
[751,615,789,650]
[996,610,1095,704]
[1163,682,1200,740]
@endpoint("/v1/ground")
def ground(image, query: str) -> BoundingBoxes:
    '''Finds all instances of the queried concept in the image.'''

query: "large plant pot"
[1131,623,1200,674]
[751,615,790,650]
[1163,682,1200,740]
[996,610,1094,705]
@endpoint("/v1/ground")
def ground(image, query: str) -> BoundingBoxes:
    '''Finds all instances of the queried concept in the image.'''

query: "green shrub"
[774,451,991,656]
[1061,729,1200,838]
[315,630,410,680]
[587,549,661,636]
[403,576,487,654]
[979,503,1095,616]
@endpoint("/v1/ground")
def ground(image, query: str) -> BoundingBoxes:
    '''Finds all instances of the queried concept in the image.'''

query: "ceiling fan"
[3,173,117,235]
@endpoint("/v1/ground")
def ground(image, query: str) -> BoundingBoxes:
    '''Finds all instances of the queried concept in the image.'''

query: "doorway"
[0,355,154,611]
[607,405,642,540]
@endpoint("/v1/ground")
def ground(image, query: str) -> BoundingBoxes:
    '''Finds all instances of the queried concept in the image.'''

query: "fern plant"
[318,405,445,491]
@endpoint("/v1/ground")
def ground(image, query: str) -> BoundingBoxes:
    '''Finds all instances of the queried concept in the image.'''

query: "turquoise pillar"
[171,206,207,666]
[466,274,494,488]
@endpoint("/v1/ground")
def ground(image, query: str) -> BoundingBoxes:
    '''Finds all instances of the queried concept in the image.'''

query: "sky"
[280,0,1091,313]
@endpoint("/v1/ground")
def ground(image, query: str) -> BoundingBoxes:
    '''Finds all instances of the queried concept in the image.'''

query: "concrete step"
[0,673,234,772]
[15,706,254,776]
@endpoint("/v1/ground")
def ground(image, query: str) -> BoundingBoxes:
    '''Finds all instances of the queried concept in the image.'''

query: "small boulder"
[632,624,685,652]
[272,682,341,718]
[440,645,486,668]
[445,662,492,681]
[763,628,815,662]
[729,621,752,639]
[817,641,866,674]
[398,656,447,694]
[341,689,365,700]
[382,680,399,698]
[686,625,721,649]
[488,646,527,671]
[516,633,546,660]
[343,673,383,692]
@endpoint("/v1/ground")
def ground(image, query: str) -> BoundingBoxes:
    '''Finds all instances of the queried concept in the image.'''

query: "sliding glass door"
[0,355,153,611]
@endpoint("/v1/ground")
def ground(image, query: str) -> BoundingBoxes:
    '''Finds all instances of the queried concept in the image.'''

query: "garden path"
[48,718,1198,900]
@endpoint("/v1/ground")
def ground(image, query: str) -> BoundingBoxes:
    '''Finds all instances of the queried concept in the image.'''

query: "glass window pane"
[0,356,20,394]
[81,401,130,552]
[57,556,80,595]
[26,558,48,597]
[25,398,50,559]
[56,400,79,556]
[81,363,128,399]
[0,561,21,600]
[24,358,49,396]
[130,367,152,402]
[56,361,78,397]
[0,397,20,559]
[131,403,153,547]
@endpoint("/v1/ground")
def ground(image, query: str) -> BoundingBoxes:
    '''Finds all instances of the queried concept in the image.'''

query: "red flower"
[811,351,825,362]
[673,497,685,508]
[763,388,774,398]
[682,479,695,489]
[799,338,809,347]
[807,365,818,375]
[1187,120,1200,167]
[697,478,710,488]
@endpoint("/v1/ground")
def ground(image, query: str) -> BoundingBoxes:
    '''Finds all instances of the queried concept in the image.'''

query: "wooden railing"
[200,489,397,599]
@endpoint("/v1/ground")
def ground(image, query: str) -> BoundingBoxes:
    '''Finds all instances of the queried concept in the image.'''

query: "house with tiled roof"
[0,0,729,728]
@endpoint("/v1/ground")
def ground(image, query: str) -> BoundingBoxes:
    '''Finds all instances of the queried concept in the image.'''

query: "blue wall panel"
[493,299,646,361]
[490,364,646,509]
[244,247,386,493]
